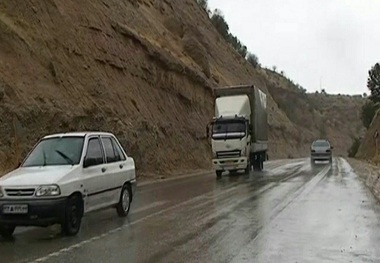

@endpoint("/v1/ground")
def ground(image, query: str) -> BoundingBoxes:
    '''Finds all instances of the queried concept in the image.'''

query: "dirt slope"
[0,0,364,177]
[356,109,380,162]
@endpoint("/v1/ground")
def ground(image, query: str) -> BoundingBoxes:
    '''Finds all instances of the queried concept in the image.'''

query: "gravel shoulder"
[347,158,380,200]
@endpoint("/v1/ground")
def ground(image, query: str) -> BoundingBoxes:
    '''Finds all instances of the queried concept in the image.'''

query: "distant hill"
[0,0,365,176]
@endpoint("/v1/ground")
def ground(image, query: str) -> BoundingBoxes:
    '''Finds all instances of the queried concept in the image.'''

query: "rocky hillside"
[0,0,364,177]
[356,108,380,162]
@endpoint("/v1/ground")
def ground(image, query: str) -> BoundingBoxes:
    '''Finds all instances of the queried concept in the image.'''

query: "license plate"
[2,204,28,214]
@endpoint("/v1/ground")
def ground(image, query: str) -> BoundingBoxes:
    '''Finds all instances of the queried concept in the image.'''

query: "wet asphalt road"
[1,157,380,263]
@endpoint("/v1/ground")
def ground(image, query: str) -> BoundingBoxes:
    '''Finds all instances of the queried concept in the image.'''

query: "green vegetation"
[368,62,380,103]
[196,0,259,67]
[348,137,361,157]
[361,100,378,128]
[247,53,259,68]
[360,62,380,130]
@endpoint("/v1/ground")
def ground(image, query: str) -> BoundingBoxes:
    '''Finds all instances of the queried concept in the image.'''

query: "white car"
[0,132,136,238]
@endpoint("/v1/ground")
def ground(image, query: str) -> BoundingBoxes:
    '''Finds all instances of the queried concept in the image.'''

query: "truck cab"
[208,85,268,178]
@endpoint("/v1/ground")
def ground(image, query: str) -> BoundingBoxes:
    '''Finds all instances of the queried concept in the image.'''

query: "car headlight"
[0,187,3,198]
[35,185,61,197]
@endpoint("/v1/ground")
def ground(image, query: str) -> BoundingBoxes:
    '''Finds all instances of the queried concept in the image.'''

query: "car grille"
[217,150,241,159]
[5,188,35,197]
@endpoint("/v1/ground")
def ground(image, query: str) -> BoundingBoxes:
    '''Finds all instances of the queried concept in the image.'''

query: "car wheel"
[62,195,83,236]
[0,224,16,239]
[116,184,132,217]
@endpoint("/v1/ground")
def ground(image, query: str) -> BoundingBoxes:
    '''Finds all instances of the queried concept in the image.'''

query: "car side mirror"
[83,157,98,168]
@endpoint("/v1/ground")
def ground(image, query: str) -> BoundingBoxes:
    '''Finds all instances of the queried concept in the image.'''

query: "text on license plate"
[2,204,28,214]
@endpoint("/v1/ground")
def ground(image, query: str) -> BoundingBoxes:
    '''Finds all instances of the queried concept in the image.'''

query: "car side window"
[102,137,117,163]
[111,137,126,161]
[85,137,104,166]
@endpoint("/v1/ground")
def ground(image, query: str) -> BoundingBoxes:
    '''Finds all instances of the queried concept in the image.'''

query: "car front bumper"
[311,152,332,161]
[0,197,66,227]
[212,157,248,171]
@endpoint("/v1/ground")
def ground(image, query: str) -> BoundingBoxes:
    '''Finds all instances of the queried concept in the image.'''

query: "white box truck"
[207,85,268,177]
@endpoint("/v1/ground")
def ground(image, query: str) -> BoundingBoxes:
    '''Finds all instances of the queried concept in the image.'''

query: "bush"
[348,137,361,157]
[361,100,378,128]
[368,63,380,103]
[247,53,259,68]
[210,9,250,59]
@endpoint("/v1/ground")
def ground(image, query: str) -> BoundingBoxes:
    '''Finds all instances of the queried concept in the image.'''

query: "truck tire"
[216,171,222,178]
[259,159,264,171]
[0,224,15,239]
[245,159,251,175]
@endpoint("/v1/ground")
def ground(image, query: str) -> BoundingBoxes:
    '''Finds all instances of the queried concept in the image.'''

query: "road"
[1,158,380,263]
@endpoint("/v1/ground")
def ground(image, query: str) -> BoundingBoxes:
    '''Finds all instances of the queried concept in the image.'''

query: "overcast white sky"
[208,0,380,95]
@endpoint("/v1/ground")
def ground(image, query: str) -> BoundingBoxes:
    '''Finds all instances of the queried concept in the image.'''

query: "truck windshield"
[22,137,85,167]
[212,121,246,140]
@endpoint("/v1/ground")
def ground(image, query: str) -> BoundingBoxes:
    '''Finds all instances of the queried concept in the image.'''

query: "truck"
[207,84,268,178]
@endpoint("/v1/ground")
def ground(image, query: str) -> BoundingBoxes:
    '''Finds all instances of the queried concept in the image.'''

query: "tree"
[197,0,209,13]
[211,9,229,39]
[348,137,361,157]
[361,100,378,128]
[272,65,277,72]
[247,53,259,68]
[368,63,380,103]
[238,45,248,58]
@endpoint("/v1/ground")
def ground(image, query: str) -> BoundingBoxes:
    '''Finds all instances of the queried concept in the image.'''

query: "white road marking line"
[29,161,308,263]
[29,182,242,263]
[131,200,168,214]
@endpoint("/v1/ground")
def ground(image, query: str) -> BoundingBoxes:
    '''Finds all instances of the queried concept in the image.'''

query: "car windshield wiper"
[42,149,47,166]
[55,150,74,165]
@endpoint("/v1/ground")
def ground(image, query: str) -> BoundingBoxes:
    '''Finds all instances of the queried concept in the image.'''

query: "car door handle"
[119,164,124,169]
[101,167,107,173]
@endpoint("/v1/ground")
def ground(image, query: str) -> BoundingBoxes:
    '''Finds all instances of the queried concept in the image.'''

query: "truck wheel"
[61,195,83,236]
[216,171,222,178]
[116,184,132,217]
[0,224,16,239]
[259,160,264,171]
[245,160,251,174]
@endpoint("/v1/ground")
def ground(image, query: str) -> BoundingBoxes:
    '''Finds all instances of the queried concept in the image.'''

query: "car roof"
[43,131,114,139]
[312,139,330,144]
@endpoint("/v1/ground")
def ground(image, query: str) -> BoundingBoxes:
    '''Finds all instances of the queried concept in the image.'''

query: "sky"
[207,0,380,95]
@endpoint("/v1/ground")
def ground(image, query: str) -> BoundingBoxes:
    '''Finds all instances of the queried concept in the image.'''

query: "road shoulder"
[347,158,380,201]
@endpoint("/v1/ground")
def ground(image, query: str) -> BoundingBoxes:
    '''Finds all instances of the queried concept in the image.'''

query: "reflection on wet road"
[1,158,380,262]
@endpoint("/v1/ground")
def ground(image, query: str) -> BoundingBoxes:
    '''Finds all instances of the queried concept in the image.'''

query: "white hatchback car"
[0,132,136,238]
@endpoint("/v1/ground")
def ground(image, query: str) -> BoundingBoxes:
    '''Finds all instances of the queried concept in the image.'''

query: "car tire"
[62,195,83,236]
[116,184,132,217]
[0,224,16,239]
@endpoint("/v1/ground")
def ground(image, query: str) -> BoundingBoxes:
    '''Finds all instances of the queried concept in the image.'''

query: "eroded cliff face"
[0,0,364,177]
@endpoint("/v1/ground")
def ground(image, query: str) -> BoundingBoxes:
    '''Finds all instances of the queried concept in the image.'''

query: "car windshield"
[22,137,85,167]
[212,120,246,139]
[312,141,330,147]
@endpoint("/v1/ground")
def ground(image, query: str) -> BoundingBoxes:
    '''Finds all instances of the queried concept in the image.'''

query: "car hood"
[0,166,77,186]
